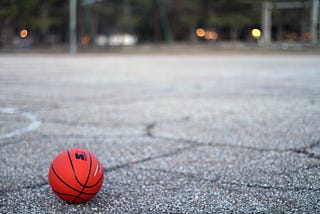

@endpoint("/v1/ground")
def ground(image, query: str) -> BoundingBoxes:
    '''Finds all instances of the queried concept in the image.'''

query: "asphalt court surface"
[0,54,320,213]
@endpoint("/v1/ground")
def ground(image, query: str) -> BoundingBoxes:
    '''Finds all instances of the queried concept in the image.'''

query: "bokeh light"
[251,28,261,39]
[205,31,218,40]
[20,29,28,38]
[195,28,205,37]
[81,35,90,45]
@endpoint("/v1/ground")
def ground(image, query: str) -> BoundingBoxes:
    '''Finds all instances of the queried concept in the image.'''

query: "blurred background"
[0,0,319,52]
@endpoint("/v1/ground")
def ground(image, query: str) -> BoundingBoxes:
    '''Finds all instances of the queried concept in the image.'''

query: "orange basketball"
[48,148,104,204]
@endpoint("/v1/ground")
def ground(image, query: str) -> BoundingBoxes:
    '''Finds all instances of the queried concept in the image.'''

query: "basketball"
[48,148,104,204]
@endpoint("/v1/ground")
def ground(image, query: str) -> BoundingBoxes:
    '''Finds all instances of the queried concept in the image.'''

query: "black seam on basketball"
[70,150,93,203]
[84,173,103,188]
[67,150,86,187]
[51,164,95,196]
[51,165,95,195]
[53,190,87,202]
[84,162,104,188]
[54,188,96,196]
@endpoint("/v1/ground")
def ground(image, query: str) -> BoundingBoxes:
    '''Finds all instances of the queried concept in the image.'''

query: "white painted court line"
[0,108,41,140]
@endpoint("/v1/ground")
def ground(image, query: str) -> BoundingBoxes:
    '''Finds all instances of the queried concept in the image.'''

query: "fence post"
[311,0,319,45]
[70,0,77,54]
[262,1,272,47]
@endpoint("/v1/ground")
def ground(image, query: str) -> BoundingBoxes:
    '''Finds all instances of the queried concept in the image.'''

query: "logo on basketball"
[75,151,87,161]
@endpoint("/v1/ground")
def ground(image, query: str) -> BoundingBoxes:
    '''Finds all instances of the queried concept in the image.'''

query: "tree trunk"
[40,4,49,45]
[1,21,14,48]
[230,26,238,41]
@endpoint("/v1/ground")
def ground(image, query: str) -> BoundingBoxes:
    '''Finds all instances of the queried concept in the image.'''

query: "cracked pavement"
[0,54,319,213]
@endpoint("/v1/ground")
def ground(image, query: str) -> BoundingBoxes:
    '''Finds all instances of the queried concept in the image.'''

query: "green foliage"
[167,0,202,25]
[0,0,308,44]
[0,0,66,28]
[207,0,260,27]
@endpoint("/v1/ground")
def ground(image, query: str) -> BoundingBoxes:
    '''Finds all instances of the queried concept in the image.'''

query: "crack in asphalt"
[145,122,320,160]
[103,145,198,172]
[219,181,320,192]
[144,117,190,138]
[149,134,304,156]
[102,122,320,193]
[139,168,320,192]
[145,123,156,137]
[1,120,319,195]
[0,181,49,194]
[37,133,143,140]
[292,139,320,160]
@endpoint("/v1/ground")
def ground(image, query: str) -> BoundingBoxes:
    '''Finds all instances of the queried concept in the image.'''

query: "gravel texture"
[0,54,319,213]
